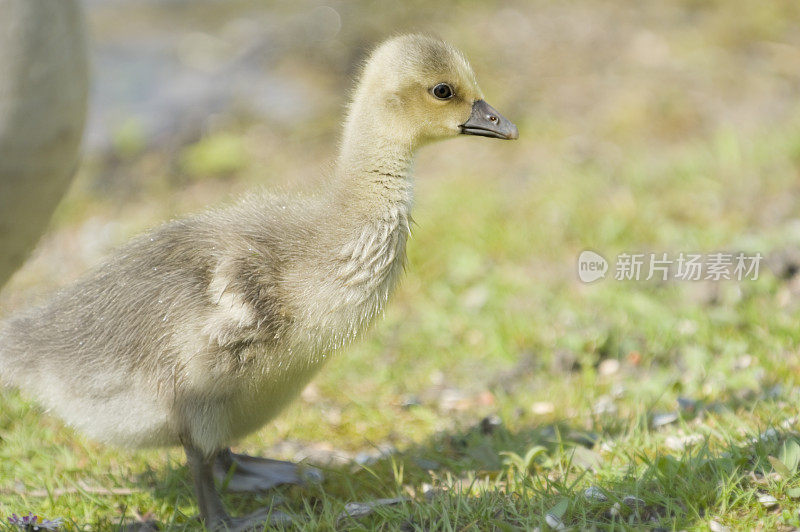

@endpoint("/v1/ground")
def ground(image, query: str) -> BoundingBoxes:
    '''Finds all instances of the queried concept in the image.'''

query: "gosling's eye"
[431,83,455,100]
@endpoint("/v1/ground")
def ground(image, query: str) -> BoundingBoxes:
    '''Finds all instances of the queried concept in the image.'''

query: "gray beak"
[460,99,519,140]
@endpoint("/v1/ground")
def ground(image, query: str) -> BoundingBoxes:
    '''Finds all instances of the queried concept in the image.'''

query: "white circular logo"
[578,250,608,283]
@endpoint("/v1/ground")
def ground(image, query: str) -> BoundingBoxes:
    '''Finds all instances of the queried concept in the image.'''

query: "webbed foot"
[185,444,298,531]
[214,448,323,493]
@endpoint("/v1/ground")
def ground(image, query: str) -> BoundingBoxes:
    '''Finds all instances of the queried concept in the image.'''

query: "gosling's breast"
[288,210,410,356]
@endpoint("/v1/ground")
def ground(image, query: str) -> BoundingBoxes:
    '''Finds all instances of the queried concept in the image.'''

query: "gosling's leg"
[214,448,323,493]
[184,444,291,531]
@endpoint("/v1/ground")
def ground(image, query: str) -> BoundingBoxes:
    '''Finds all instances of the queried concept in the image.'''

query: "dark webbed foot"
[214,448,323,493]
[184,444,294,531]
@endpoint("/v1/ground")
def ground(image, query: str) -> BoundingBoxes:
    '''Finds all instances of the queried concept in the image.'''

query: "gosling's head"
[346,34,518,149]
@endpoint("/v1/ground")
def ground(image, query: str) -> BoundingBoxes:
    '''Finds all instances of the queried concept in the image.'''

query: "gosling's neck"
[290,102,415,345]
[334,100,415,214]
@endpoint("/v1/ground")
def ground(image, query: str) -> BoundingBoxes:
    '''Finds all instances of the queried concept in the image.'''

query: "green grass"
[4,0,800,529]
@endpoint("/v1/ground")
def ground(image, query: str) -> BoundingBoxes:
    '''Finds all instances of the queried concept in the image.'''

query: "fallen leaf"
[665,433,704,452]
[583,486,608,502]
[757,493,778,508]
[531,401,555,415]
[598,359,620,376]
[651,412,679,428]
[545,512,566,530]
[622,495,646,511]
[709,519,730,532]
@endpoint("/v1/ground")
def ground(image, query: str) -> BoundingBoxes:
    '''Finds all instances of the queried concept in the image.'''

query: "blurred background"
[4,0,800,528]
[4,0,800,305]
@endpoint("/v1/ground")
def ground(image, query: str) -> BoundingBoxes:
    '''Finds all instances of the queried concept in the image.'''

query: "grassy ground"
[3,0,800,529]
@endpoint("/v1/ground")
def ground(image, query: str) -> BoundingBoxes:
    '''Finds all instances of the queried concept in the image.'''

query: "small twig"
[0,481,139,498]
[336,497,409,523]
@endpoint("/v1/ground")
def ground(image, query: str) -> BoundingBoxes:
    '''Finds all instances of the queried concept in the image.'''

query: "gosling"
[0,34,517,531]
